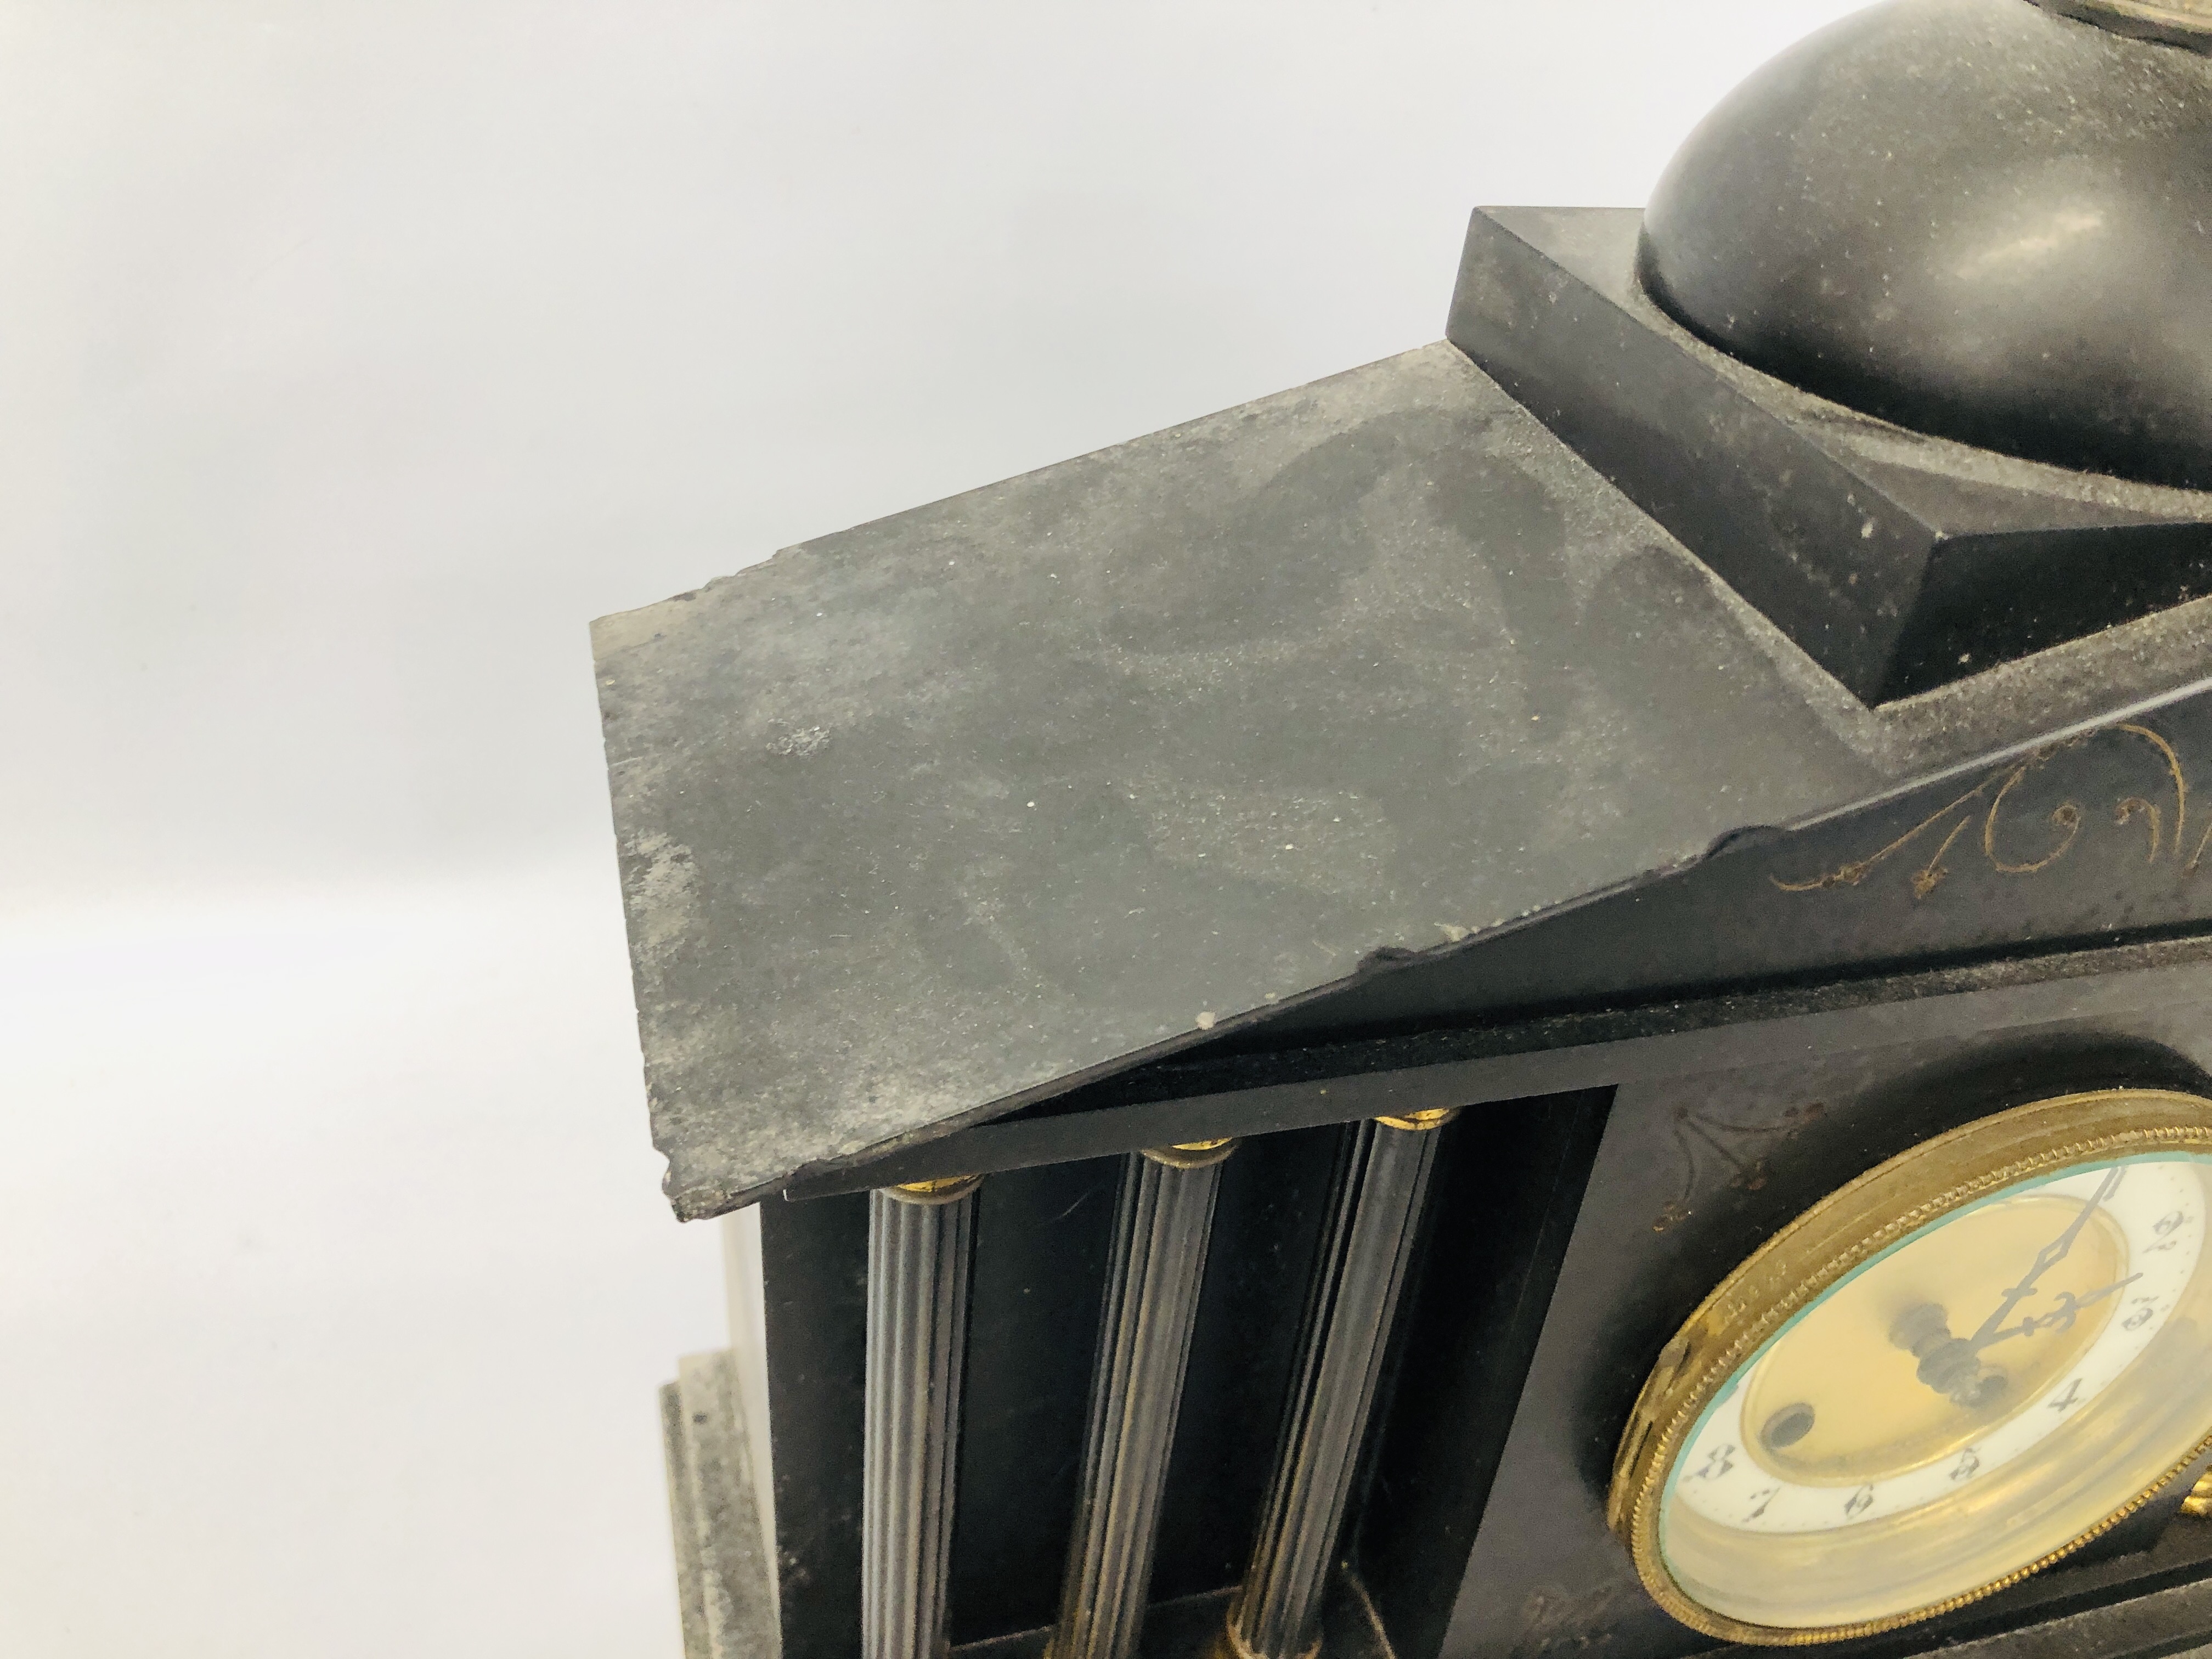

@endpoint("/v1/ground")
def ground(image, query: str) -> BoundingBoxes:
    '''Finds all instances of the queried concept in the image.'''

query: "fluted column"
[1221,1110,1458,1659]
[864,1175,983,1659]
[1051,1140,1238,1659]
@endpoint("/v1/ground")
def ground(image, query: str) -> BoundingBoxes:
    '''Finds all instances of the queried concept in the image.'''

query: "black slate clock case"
[592,3,2212,1655]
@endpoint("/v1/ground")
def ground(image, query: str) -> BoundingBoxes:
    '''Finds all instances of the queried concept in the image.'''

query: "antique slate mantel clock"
[594,3,2212,1656]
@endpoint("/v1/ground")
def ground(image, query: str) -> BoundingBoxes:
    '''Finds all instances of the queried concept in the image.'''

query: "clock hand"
[1976,1273,2143,1349]
[1967,1165,2126,1352]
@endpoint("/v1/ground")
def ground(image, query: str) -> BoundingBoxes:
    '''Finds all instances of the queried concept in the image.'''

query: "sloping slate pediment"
[594,342,2212,1218]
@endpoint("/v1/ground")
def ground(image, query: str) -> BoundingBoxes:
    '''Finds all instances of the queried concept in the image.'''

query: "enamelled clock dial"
[1609,1089,2212,1644]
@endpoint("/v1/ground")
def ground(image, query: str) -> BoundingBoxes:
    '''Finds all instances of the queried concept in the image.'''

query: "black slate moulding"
[603,3,2212,1658]
[1449,205,2212,706]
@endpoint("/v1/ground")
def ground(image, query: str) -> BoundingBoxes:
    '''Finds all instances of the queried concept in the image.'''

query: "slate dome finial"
[1638,0,2212,489]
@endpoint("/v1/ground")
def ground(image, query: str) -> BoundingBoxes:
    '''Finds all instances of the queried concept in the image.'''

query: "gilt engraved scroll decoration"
[1773,723,2203,900]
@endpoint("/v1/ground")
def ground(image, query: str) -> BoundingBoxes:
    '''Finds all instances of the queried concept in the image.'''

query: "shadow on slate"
[1448,205,2212,705]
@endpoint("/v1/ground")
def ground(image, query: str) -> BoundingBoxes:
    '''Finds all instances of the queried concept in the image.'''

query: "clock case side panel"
[761,1189,870,1659]
[1438,977,2212,1659]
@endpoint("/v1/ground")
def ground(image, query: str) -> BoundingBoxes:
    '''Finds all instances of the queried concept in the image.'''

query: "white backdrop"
[0,3,1867,1654]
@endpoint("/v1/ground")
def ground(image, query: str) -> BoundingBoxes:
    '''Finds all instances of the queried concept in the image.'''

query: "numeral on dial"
[1843,1485,1875,1520]
[1694,1444,1737,1481]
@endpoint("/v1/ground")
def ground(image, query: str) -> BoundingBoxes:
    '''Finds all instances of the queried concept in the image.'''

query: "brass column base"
[1208,1596,1319,1659]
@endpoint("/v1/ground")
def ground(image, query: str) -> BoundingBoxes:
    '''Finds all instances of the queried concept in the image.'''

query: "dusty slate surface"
[594,342,2212,1219]
[662,1350,777,1659]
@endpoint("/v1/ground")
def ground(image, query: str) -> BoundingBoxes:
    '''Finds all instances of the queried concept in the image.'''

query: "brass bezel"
[1608,1087,2212,1646]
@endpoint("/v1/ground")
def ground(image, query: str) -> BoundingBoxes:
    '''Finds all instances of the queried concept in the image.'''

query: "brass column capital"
[1142,1138,1239,1170]
[1374,1107,1460,1133]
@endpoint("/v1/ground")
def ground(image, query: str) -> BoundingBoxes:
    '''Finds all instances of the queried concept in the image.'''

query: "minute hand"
[1969,1165,2126,1353]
